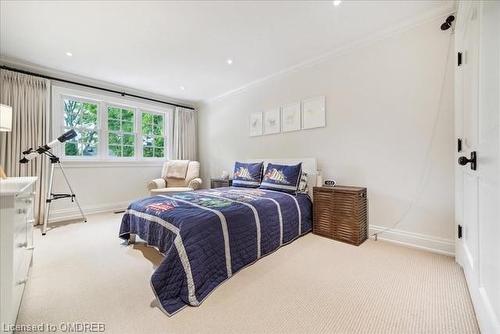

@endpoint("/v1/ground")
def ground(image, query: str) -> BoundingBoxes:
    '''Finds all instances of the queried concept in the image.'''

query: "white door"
[455,1,500,333]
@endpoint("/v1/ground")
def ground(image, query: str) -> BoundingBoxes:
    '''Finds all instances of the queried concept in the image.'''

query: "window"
[56,87,172,161]
[63,98,99,157]
[141,111,165,158]
[107,106,135,157]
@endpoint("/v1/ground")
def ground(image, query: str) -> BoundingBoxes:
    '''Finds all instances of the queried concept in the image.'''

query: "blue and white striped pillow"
[298,171,309,193]
[259,163,302,194]
[232,161,264,188]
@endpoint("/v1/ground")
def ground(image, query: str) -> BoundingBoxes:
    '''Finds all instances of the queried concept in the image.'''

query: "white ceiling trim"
[205,4,455,104]
[0,56,196,109]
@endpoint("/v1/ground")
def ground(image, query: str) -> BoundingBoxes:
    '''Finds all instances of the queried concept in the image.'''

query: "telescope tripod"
[42,153,87,235]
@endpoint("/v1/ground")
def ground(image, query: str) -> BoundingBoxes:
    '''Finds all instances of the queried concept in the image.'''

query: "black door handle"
[458,151,476,170]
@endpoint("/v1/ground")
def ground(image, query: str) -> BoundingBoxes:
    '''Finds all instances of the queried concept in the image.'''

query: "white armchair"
[147,160,202,195]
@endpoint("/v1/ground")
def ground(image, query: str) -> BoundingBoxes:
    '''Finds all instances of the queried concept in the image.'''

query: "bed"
[119,158,317,315]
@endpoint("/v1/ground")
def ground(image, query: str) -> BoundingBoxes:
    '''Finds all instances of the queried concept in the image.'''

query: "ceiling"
[0,1,454,103]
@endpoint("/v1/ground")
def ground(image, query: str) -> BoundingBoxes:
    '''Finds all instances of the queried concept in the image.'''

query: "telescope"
[18,128,86,235]
[20,129,77,163]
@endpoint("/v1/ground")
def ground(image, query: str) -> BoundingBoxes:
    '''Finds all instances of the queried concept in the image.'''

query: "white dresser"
[0,177,37,332]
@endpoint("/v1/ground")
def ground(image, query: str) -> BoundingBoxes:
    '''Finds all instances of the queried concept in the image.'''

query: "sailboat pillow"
[232,161,264,188]
[259,162,302,194]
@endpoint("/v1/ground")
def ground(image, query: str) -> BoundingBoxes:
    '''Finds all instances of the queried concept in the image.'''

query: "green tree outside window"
[142,112,164,158]
[107,107,135,157]
[63,99,98,156]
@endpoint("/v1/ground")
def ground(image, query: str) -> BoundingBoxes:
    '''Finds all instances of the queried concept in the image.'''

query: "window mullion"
[136,110,141,160]
[135,109,139,160]
[100,101,106,160]
[167,110,170,158]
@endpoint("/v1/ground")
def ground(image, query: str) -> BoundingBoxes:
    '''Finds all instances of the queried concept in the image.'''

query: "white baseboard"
[47,205,455,256]
[47,201,130,223]
[476,287,500,333]
[369,224,455,256]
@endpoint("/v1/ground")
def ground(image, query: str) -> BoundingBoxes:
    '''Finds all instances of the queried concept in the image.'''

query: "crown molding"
[0,56,196,109]
[206,4,456,104]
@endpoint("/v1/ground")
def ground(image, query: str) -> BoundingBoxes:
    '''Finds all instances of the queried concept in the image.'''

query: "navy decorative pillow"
[232,161,264,188]
[260,163,302,193]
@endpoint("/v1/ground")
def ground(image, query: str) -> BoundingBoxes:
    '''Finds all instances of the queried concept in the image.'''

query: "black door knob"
[458,156,470,165]
[458,151,477,170]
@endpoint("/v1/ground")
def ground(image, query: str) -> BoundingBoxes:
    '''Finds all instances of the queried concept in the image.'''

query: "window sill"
[59,159,165,168]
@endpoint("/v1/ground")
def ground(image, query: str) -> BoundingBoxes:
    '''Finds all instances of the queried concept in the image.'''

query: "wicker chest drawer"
[313,186,368,246]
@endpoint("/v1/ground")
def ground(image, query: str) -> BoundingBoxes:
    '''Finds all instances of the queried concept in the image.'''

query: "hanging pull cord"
[372,32,453,241]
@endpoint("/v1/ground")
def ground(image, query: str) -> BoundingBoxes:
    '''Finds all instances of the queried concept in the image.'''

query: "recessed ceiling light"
[226,59,233,65]
[333,0,342,6]
[179,86,185,90]
[65,52,73,57]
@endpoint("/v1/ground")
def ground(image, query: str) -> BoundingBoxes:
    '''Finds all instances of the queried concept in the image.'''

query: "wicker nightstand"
[210,178,232,189]
[313,186,368,246]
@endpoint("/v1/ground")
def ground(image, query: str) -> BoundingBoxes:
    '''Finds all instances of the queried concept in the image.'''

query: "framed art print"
[281,102,301,132]
[263,107,280,135]
[302,96,326,129]
[249,112,263,136]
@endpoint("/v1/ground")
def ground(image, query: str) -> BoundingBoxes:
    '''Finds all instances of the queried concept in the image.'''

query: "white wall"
[198,18,455,254]
[48,162,159,221]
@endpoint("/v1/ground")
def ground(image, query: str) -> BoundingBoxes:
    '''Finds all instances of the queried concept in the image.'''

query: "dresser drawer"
[15,195,34,216]
[13,194,33,275]
[13,209,28,276]
[12,198,33,324]
[0,177,37,332]
[11,273,26,325]
[14,246,32,288]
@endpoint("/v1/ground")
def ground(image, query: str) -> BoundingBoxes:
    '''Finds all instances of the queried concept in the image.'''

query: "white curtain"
[173,107,197,160]
[0,69,50,225]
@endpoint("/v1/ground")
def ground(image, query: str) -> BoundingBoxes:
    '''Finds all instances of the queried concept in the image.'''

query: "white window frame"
[139,109,168,160]
[52,86,173,164]
[58,94,102,161]
[105,103,137,160]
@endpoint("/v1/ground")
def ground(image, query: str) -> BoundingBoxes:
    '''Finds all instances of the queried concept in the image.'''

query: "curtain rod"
[0,65,195,111]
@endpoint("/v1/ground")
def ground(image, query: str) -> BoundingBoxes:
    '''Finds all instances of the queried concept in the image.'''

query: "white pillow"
[298,171,309,193]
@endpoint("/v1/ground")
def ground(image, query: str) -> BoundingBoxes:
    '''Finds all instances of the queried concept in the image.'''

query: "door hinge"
[458,52,463,66]
[457,138,462,152]
[458,225,463,239]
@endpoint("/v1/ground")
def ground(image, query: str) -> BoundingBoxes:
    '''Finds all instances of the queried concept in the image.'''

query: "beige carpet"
[16,212,479,334]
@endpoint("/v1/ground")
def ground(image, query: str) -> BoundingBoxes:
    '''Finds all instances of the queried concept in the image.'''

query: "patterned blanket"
[119,187,312,315]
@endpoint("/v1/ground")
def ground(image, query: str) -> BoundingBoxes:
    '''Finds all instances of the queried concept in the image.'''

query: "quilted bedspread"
[119,187,312,315]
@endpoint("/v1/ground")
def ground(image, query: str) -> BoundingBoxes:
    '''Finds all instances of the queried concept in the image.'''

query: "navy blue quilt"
[119,187,312,315]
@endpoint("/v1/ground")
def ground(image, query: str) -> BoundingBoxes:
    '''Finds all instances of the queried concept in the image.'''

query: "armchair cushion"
[165,160,190,179]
